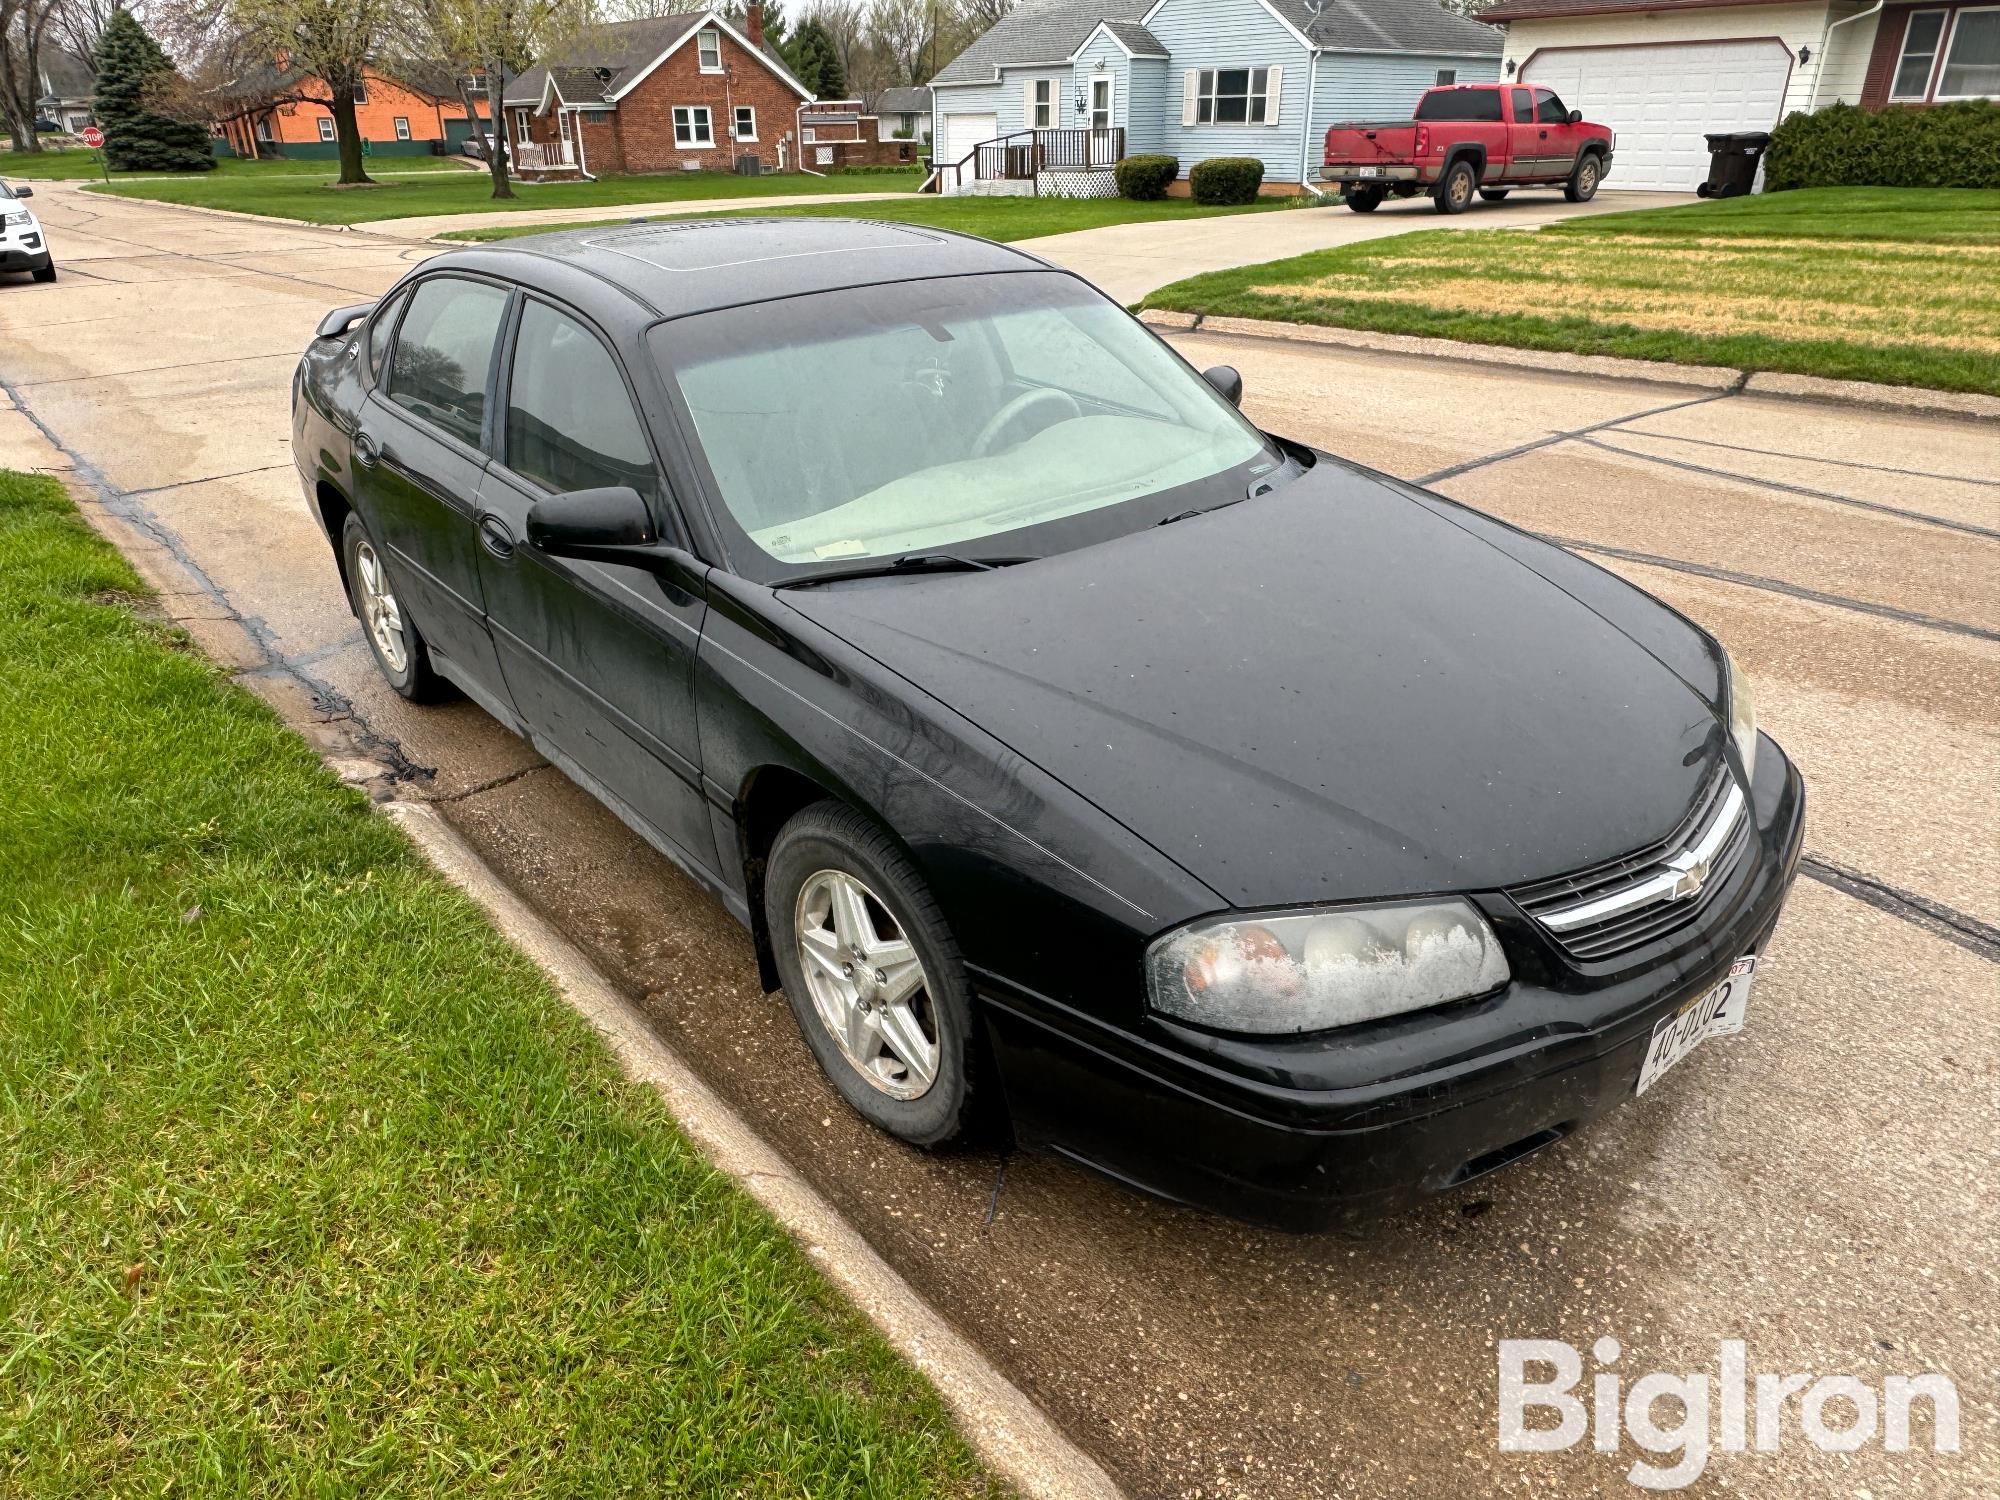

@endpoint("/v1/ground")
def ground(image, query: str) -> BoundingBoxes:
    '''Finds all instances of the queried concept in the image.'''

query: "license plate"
[1356,166,1381,178]
[1636,956,1756,1096]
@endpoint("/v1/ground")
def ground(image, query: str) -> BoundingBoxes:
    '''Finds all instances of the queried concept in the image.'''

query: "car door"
[473,294,719,876]
[358,273,509,698]
[1506,87,1539,180]
[1533,87,1582,180]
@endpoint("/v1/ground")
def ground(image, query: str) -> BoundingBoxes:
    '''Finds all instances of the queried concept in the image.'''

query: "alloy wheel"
[794,869,939,1100]
[355,539,408,674]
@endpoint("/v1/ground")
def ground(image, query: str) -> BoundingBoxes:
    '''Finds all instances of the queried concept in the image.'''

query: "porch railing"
[514,140,575,171]
[930,126,1125,193]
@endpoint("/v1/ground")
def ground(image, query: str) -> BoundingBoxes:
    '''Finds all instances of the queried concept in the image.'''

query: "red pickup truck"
[1323,83,1614,215]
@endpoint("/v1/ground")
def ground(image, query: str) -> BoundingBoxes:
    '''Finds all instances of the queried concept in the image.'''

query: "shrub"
[1189,156,1264,205]
[1115,153,1179,200]
[1763,101,2000,191]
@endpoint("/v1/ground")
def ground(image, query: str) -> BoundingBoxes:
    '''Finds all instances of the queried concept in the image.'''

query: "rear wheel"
[1433,160,1477,215]
[1565,153,1602,203]
[342,513,446,702]
[1478,188,1511,202]
[1343,187,1384,213]
[766,801,979,1147]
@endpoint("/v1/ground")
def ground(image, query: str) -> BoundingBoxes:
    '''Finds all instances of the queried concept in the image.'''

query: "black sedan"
[293,220,1804,1230]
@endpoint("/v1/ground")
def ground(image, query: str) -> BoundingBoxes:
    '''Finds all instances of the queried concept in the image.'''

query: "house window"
[256,114,273,142]
[394,116,411,140]
[1938,8,2000,98]
[734,105,757,140]
[1032,78,1054,128]
[317,117,336,142]
[352,81,368,105]
[1090,75,1112,129]
[674,106,714,146]
[583,109,612,124]
[1196,68,1269,124]
[1436,68,1457,87]
[697,29,722,72]
[1893,9,1949,97]
[515,109,531,142]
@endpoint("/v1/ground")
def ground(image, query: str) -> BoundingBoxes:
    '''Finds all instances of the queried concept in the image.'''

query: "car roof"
[429,218,1052,323]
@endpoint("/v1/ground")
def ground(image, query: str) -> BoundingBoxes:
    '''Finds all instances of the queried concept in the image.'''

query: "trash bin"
[1696,131,1771,198]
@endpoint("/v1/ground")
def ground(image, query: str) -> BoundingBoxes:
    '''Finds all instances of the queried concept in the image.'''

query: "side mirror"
[526,485,668,567]
[14,185,31,198]
[315,301,376,340]
[1568,110,1583,125]
[1201,364,1243,408]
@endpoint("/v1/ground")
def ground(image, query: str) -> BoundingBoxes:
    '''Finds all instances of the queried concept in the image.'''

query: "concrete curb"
[70,180,425,242]
[386,802,1127,1500]
[1138,309,2000,421]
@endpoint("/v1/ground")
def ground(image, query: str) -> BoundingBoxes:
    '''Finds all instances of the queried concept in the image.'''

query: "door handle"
[478,513,515,560]
[1540,129,1549,139]
[352,429,380,467]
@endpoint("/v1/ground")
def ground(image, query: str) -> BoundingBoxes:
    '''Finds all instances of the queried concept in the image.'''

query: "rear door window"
[366,289,407,380]
[1416,89,1503,123]
[386,276,509,448]
[1510,88,1534,123]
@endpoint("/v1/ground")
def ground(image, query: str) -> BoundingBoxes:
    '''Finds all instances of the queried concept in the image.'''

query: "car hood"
[779,462,1727,912]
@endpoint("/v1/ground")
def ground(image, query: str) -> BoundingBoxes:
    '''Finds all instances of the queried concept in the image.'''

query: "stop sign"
[80,126,104,147]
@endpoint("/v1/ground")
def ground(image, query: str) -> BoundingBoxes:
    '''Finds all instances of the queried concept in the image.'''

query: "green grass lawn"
[442,191,1312,245]
[81,163,927,225]
[1138,186,2000,395]
[1,150,472,183]
[0,468,1001,1498]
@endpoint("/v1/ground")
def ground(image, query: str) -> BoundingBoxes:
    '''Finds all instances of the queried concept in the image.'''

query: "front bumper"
[0,235,51,272]
[978,737,1806,1230]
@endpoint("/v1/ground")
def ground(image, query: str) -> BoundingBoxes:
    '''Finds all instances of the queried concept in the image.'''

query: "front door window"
[1090,76,1112,130]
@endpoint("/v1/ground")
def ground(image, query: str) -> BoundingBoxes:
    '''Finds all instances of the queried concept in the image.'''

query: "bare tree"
[147,24,329,158]
[1,0,61,150]
[802,0,862,92]
[48,0,116,62]
[407,0,591,199]
[230,0,401,183]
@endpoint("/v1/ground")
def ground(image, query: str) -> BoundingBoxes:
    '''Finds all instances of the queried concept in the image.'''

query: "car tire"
[31,261,55,283]
[1343,188,1383,213]
[1434,160,1476,215]
[1478,189,1510,202]
[1564,153,1602,203]
[766,800,979,1148]
[341,512,447,702]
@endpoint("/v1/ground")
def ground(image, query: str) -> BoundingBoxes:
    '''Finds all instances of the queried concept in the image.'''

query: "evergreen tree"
[92,8,214,171]
[787,18,845,99]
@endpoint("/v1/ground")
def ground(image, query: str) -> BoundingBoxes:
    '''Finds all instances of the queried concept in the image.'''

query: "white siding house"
[929,0,1501,193]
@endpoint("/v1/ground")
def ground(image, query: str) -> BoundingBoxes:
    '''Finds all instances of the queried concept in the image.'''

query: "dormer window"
[697,29,722,71]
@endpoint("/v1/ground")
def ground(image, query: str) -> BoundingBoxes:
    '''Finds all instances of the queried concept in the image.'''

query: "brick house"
[503,8,813,177]
[215,62,477,160]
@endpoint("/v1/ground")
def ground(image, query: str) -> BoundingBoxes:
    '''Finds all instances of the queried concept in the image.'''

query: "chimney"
[746,2,765,48]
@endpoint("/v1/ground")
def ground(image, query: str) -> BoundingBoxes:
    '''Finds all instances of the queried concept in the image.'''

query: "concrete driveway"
[3,187,1995,1500]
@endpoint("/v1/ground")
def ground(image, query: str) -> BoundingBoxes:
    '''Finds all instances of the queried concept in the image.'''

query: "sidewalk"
[373,188,918,240]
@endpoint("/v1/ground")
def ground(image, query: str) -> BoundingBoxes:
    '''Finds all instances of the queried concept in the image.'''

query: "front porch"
[927,127,1126,197]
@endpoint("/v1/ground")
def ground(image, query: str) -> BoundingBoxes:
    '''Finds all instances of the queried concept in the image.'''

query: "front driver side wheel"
[1565,154,1602,203]
[342,512,447,702]
[766,801,978,1147]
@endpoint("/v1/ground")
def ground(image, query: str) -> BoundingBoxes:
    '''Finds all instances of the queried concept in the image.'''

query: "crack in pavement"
[1608,426,2000,489]
[424,762,555,804]
[1413,380,1748,486]
[1574,434,2000,541]
[1800,853,2000,966]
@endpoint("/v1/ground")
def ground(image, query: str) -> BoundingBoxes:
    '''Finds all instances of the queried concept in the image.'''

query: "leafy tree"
[92,7,214,170]
[407,0,590,201]
[231,0,398,184]
[786,15,842,97]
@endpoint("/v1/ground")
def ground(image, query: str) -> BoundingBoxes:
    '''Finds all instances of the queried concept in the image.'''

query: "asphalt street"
[3,185,1994,1499]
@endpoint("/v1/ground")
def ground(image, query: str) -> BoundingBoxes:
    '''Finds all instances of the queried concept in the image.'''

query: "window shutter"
[1024,77,1035,128]
[1053,79,1062,125]
[1181,69,1199,126]
[1265,64,1283,125]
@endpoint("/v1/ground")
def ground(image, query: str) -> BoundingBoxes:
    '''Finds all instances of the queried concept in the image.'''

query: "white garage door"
[940,112,997,168]
[1526,41,1791,191]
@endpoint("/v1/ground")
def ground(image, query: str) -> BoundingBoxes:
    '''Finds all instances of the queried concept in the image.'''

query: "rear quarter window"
[1415,89,1503,123]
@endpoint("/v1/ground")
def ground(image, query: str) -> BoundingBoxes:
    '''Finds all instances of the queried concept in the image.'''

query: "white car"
[1,182,55,283]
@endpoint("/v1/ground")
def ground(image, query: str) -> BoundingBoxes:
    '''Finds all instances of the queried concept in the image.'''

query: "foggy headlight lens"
[1146,899,1510,1034]
[1723,646,1758,783]
[3,209,29,226]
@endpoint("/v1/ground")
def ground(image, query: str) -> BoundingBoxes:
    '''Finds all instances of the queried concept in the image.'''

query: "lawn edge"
[18,415,1126,1500]
[1136,310,2000,421]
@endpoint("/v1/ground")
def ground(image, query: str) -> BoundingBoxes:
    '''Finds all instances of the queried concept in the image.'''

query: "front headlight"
[3,209,29,227]
[1146,899,1510,1035]
[1722,646,1758,783]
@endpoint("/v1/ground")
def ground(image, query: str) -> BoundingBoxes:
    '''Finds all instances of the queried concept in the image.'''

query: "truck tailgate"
[1324,121,1420,165]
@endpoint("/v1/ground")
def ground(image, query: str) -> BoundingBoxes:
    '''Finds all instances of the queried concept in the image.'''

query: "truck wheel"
[1433,160,1476,215]
[1344,188,1383,213]
[1478,189,1510,202]
[1565,154,1602,203]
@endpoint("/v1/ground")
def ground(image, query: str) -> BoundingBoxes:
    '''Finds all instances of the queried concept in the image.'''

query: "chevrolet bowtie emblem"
[1664,850,1710,901]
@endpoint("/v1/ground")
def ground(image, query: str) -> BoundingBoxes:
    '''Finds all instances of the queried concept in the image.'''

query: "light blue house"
[927,0,1501,194]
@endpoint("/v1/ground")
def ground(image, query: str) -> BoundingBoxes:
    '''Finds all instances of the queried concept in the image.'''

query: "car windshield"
[650,271,1279,578]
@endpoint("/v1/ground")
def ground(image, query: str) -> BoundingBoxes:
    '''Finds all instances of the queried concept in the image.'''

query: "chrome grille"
[1512,772,1750,963]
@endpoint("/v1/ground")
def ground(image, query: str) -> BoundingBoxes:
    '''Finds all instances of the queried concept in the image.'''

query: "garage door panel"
[1525,41,1791,191]
[941,112,997,167]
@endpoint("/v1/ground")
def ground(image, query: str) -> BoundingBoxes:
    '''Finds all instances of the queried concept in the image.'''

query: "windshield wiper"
[1157,498,1245,526]
[773,552,1035,589]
